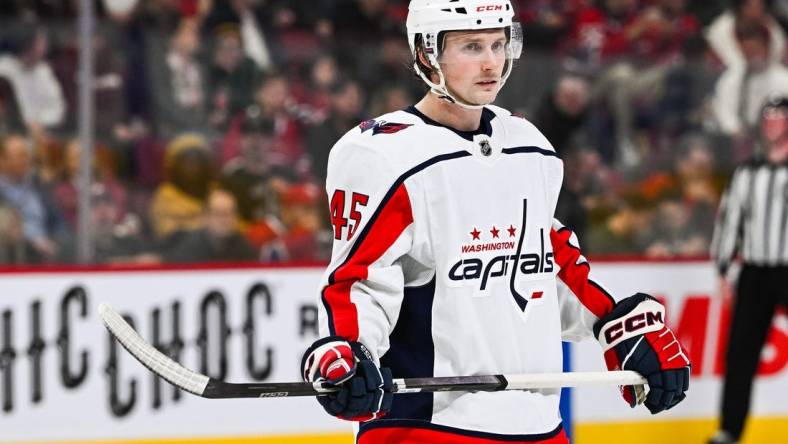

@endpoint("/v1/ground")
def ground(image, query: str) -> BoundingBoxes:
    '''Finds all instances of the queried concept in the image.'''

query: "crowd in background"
[0,0,786,266]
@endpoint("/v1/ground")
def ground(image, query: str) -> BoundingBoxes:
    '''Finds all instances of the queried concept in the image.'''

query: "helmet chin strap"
[415,47,515,110]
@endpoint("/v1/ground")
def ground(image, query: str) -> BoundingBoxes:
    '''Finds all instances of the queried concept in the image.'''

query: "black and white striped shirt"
[711,159,788,274]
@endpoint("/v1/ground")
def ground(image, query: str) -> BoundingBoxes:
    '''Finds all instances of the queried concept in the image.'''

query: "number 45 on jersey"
[330,190,369,241]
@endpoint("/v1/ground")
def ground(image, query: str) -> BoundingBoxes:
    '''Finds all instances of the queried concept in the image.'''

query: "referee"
[709,96,788,444]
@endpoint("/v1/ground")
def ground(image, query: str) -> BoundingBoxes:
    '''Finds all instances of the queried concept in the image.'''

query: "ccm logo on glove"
[602,310,665,344]
[597,297,667,350]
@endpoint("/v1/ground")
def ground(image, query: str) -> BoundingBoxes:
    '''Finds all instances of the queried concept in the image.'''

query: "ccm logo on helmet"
[476,5,504,12]
[604,312,664,343]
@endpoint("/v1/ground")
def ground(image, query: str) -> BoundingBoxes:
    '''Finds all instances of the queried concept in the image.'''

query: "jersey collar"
[404,105,496,142]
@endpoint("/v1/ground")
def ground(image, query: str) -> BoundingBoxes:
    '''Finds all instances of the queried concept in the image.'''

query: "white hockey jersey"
[317,105,617,440]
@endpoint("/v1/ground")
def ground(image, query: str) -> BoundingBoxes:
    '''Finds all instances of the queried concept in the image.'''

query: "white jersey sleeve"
[318,137,414,362]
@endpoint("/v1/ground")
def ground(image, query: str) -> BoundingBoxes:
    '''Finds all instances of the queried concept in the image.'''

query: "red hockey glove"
[593,293,691,414]
[301,336,393,421]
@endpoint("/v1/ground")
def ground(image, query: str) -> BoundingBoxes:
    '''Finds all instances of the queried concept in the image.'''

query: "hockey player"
[301,1,691,443]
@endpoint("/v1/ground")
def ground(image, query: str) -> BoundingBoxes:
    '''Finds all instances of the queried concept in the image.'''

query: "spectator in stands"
[225,72,307,174]
[519,0,584,50]
[220,112,282,224]
[706,0,786,69]
[202,0,276,71]
[0,133,64,260]
[149,18,207,138]
[305,79,364,181]
[48,21,132,142]
[357,32,421,100]
[294,54,340,120]
[165,188,256,263]
[273,182,330,262]
[330,0,403,59]
[532,73,591,154]
[588,0,700,168]
[673,133,721,216]
[584,198,654,255]
[368,84,414,118]
[52,139,128,229]
[564,0,640,72]
[0,203,42,265]
[206,24,263,130]
[654,34,716,142]
[56,183,158,265]
[0,78,24,137]
[0,19,65,138]
[625,0,700,65]
[149,133,213,243]
[711,20,788,146]
[644,198,710,257]
[555,145,595,240]
[628,134,719,256]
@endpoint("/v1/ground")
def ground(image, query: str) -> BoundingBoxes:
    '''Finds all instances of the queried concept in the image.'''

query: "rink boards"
[0,262,785,444]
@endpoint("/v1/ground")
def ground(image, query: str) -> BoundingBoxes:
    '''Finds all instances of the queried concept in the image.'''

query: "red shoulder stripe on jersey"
[322,184,414,341]
[550,227,615,319]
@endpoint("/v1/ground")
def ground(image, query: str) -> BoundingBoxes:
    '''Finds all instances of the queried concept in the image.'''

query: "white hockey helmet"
[406,0,523,109]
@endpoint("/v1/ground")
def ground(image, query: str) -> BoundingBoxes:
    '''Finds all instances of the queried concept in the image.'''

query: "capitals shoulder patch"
[359,119,413,135]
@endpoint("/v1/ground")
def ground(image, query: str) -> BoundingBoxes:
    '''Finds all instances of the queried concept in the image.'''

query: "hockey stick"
[99,303,646,399]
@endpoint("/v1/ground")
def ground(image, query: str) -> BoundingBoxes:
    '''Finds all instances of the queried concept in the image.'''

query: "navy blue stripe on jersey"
[321,290,337,336]
[359,419,564,442]
[404,106,496,141]
[502,146,559,158]
[379,277,436,422]
[509,199,530,312]
[323,150,472,335]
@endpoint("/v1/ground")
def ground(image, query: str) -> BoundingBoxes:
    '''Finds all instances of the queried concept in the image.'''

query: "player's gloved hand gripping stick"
[302,337,394,421]
[99,303,648,399]
[594,293,691,414]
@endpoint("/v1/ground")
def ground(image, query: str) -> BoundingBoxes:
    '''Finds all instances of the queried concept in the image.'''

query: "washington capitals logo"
[359,119,413,135]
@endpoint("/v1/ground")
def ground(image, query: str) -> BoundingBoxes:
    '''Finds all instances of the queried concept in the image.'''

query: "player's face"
[438,29,508,106]
[762,108,788,161]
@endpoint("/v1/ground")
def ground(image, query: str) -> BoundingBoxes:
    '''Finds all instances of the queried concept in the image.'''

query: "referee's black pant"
[721,265,788,440]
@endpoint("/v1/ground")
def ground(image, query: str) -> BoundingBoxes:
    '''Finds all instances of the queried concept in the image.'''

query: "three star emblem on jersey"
[359,119,413,136]
[467,226,515,241]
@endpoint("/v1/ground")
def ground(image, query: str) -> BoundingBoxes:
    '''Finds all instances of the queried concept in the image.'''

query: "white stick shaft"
[501,371,646,389]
